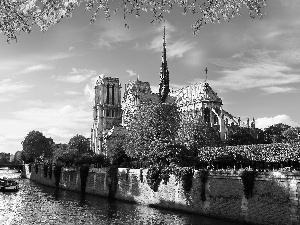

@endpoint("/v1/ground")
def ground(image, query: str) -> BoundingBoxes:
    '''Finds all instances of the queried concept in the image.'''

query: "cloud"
[19,64,54,74]
[0,79,33,102]
[0,100,92,153]
[84,75,104,102]
[146,22,196,59]
[256,114,299,129]
[68,46,75,51]
[43,128,74,139]
[208,50,300,93]
[126,70,137,77]
[64,90,81,95]
[55,68,97,83]
[94,20,137,48]
[261,86,296,94]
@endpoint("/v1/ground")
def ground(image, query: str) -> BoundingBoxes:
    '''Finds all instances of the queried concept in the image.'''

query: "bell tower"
[91,75,122,154]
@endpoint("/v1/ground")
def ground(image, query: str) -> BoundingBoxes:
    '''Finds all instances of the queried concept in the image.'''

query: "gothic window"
[106,109,110,117]
[112,84,115,105]
[106,84,109,104]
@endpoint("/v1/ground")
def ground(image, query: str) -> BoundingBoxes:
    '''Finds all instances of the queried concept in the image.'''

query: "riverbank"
[23,164,300,225]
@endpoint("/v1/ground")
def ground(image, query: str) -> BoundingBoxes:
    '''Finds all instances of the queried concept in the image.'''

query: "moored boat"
[0,177,19,192]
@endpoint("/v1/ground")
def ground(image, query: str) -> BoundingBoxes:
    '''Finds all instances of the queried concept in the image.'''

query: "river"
[0,169,245,225]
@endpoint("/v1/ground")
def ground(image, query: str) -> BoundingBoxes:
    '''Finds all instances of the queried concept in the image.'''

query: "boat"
[0,177,19,192]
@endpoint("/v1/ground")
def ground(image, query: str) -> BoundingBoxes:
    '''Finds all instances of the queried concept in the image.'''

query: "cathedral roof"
[171,82,222,106]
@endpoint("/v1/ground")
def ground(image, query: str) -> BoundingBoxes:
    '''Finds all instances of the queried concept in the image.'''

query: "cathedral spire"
[159,25,170,103]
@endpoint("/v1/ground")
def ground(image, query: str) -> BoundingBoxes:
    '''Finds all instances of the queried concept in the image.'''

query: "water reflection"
[0,174,245,225]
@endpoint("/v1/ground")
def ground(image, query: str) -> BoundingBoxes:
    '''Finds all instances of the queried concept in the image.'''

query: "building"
[91,76,122,154]
[91,27,255,155]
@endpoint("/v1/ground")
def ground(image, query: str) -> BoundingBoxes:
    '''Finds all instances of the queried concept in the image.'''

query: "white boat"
[0,177,19,192]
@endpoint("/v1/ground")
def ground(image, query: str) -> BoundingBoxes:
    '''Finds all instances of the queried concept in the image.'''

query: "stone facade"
[90,30,255,155]
[26,165,300,225]
[91,75,122,154]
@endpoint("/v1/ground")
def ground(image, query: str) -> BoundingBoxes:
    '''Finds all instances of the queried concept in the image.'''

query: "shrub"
[146,166,162,192]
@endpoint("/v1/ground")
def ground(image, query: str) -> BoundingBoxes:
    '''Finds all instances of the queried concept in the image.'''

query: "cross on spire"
[204,67,208,82]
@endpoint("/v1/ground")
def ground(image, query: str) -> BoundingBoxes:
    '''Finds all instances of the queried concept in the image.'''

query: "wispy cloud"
[19,64,54,74]
[208,49,300,93]
[84,74,104,102]
[256,114,299,129]
[126,70,137,77]
[261,86,296,94]
[64,90,81,95]
[55,68,97,83]
[146,22,196,59]
[0,79,33,102]
[93,20,138,49]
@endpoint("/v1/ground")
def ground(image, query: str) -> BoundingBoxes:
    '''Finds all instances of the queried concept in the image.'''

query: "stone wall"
[24,165,300,225]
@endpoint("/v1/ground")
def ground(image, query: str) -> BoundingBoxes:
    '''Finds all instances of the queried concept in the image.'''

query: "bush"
[174,167,194,194]
[146,166,162,192]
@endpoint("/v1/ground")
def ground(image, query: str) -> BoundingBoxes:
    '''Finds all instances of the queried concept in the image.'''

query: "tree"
[124,103,180,160]
[264,123,291,143]
[13,151,23,164]
[21,130,53,163]
[178,114,221,150]
[68,134,91,155]
[226,125,257,146]
[0,0,266,42]
[282,127,299,143]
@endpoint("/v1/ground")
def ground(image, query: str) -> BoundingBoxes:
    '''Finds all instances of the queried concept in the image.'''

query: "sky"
[1,0,300,154]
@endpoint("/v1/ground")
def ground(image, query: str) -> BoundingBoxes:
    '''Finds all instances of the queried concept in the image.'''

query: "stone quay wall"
[23,164,300,225]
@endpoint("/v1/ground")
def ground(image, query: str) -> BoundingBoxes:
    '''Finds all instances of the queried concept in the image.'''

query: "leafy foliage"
[264,123,291,143]
[124,103,180,161]
[148,140,194,167]
[146,166,162,192]
[226,125,257,146]
[0,0,266,42]
[282,127,299,143]
[178,114,221,150]
[68,134,91,155]
[173,167,194,194]
[21,130,53,163]
[197,142,300,164]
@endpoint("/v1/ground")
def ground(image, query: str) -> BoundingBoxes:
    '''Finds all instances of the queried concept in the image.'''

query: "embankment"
[22,165,300,225]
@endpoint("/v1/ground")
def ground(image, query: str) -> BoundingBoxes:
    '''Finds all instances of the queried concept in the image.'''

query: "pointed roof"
[171,82,222,106]
[159,26,170,103]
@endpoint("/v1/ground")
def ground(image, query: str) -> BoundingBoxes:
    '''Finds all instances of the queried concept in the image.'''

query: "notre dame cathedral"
[90,28,255,155]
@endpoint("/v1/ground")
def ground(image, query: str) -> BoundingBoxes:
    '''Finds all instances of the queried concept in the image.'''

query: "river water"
[0,169,245,225]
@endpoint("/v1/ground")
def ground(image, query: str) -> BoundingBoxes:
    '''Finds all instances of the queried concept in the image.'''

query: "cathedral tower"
[159,26,170,103]
[91,75,122,154]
